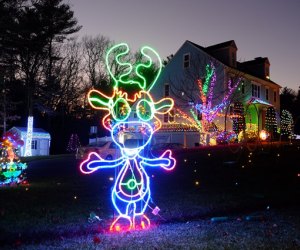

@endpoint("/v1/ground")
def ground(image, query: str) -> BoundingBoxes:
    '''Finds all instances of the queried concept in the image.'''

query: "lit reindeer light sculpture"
[80,43,176,232]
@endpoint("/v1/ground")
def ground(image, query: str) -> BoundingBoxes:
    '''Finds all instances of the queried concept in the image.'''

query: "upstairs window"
[169,110,174,122]
[183,53,190,68]
[164,83,169,97]
[252,84,260,98]
[274,90,277,103]
[197,110,202,121]
[31,140,37,150]
[163,113,169,123]
[265,88,269,101]
[241,83,245,94]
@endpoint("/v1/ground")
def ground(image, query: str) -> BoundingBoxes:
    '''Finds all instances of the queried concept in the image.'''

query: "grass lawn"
[1,142,300,249]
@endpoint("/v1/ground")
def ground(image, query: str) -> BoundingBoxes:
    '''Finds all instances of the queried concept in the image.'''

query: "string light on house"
[280,109,293,138]
[266,107,278,137]
[232,102,245,134]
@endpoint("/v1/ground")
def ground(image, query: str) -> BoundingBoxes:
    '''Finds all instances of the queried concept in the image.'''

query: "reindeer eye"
[112,98,131,121]
[137,99,154,121]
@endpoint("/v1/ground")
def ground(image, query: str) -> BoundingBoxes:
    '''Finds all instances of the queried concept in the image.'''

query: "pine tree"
[232,102,245,134]
[280,109,293,138]
[66,133,81,153]
[0,132,27,186]
[265,107,278,138]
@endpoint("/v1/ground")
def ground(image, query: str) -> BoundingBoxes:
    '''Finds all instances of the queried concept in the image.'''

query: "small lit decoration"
[24,116,33,156]
[238,123,258,142]
[259,130,269,141]
[265,107,278,137]
[216,131,237,145]
[280,110,293,138]
[80,43,176,232]
[66,133,81,153]
[0,132,27,186]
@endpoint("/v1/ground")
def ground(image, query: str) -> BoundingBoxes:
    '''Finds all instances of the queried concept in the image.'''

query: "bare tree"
[169,54,242,137]
[37,38,83,117]
[82,35,110,88]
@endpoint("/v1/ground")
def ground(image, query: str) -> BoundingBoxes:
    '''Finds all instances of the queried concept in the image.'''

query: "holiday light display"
[259,130,269,141]
[265,107,278,137]
[67,133,81,153]
[238,123,258,142]
[216,131,237,144]
[280,109,293,138]
[194,62,241,130]
[80,43,176,231]
[24,116,33,156]
[232,102,245,134]
[0,132,27,185]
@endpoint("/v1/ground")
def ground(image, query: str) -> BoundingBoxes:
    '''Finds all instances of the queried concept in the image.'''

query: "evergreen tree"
[232,102,245,134]
[66,133,81,153]
[280,109,293,139]
[265,107,278,138]
[0,132,27,185]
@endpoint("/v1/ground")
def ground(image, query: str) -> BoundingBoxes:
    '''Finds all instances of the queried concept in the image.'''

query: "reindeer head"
[88,43,174,157]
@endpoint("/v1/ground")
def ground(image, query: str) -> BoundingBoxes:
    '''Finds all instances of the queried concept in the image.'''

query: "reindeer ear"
[154,98,174,114]
[88,89,112,110]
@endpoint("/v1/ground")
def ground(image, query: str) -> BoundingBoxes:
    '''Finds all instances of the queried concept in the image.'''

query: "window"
[183,53,190,68]
[274,90,277,102]
[197,110,202,121]
[31,140,37,150]
[169,110,174,122]
[252,84,260,98]
[164,113,169,123]
[265,88,269,101]
[164,111,174,122]
[164,83,169,97]
[133,112,137,118]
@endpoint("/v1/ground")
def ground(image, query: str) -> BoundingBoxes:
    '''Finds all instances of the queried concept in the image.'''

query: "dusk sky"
[68,0,300,91]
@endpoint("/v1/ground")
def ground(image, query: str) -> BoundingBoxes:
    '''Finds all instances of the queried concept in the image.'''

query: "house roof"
[205,40,237,51]
[239,57,270,66]
[9,127,51,139]
[187,40,237,51]
[186,40,281,88]
[247,97,273,107]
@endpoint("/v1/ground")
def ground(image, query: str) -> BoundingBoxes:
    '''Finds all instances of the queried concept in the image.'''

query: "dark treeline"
[0,0,159,153]
[0,0,112,153]
[0,0,94,153]
[1,1,299,154]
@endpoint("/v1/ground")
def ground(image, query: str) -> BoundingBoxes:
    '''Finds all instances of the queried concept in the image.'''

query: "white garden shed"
[8,127,51,156]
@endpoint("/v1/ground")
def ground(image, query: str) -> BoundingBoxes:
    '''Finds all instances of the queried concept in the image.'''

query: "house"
[129,40,281,147]
[8,127,51,156]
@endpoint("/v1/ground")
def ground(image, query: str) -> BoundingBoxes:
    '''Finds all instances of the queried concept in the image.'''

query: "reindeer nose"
[111,121,153,149]
[124,139,144,148]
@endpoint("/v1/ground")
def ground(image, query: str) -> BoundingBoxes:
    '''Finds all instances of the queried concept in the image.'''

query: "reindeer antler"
[105,43,133,88]
[135,46,162,91]
[106,43,162,91]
